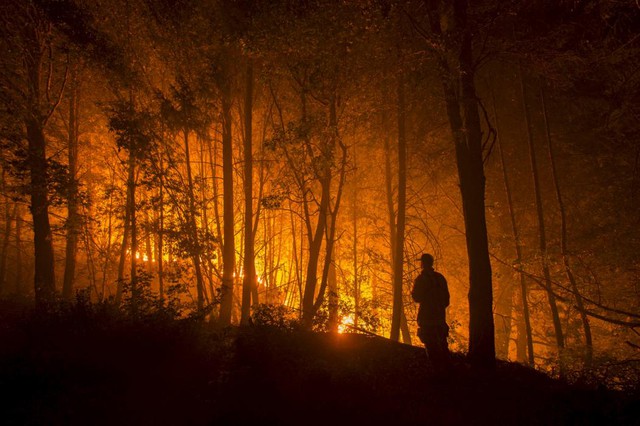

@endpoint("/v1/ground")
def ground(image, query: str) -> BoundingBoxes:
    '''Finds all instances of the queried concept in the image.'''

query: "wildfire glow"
[338,314,355,334]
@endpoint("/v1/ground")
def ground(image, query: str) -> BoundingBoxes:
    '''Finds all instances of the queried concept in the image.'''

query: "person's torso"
[416,270,447,324]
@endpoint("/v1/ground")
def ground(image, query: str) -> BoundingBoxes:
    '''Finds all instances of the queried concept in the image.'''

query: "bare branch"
[44,55,69,124]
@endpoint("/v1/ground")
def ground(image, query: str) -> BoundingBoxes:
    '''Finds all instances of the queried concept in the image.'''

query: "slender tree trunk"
[0,163,13,292]
[157,158,164,300]
[427,0,495,368]
[299,205,304,314]
[515,291,529,363]
[206,126,224,307]
[208,128,223,259]
[143,200,153,272]
[352,143,359,329]
[498,136,535,365]
[384,132,396,277]
[308,96,347,324]
[301,194,326,326]
[400,309,412,344]
[263,210,271,303]
[241,62,256,325]
[328,260,339,332]
[494,278,514,359]
[14,205,23,295]
[492,86,535,365]
[184,129,205,311]
[251,115,269,307]
[301,89,331,328]
[198,137,214,302]
[219,72,235,326]
[383,127,413,345]
[519,67,565,371]
[0,201,15,294]
[541,85,592,366]
[82,203,98,300]
[63,69,80,300]
[289,202,301,308]
[128,151,138,313]
[100,171,114,300]
[391,75,407,342]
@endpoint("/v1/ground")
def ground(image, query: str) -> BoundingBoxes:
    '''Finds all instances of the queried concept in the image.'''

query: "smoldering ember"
[0,1,639,425]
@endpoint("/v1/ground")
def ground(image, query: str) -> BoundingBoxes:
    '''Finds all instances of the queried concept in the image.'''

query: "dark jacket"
[411,268,449,326]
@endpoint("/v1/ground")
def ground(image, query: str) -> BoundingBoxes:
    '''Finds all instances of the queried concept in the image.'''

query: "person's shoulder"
[434,271,447,281]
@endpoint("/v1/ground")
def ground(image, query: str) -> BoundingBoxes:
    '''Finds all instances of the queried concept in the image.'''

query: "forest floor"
[0,304,638,426]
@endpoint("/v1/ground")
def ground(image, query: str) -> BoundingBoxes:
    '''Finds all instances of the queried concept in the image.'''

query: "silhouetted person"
[412,253,451,373]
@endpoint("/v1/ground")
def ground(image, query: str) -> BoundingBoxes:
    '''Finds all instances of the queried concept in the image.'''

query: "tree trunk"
[23,19,58,309]
[82,203,98,300]
[100,172,115,301]
[308,96,347,325]
[184,129,205,311]
[352,142,359,328]
[116,184,131,305]
[206,124,224,306]
[301,191,326,326]
[27,117,57,308]
[219,72,235,326]
[0,201,15,295]
[128,150,138,313]
[515,290,529,363]
[384,131,397,308]
[492,86,535,365]
[426,0,495,368]
[157,148,165,300]
[400,309,412,345]
[198,136,215,304]
[143,199,153,273]
[241,62,256,325]
[498,136,535,365]
[0,163,13,293]
[63,70,80,300]
[301,89,330,328]
[289,203,302,308]
[328,260,339,332]
[519,66,565,371]
[541,85,592,366]
[391,76,407,342]
[14,205,23,295]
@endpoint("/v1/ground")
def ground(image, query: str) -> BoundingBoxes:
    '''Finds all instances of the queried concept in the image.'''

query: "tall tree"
[424,0,495,368]
[219,61,236,326]
[108,100,155,311]
[241,61,256,325]
[540,84,592,366]
[0,167,14,294]
[62,64,80,300]
[390,75,407,342]
[0,2,68,307]
[490,82,534,364]
[519,68,565,371]
[159,81,208,311]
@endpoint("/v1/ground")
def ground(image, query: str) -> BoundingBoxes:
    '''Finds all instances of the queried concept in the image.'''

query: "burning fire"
[338,314,355,334]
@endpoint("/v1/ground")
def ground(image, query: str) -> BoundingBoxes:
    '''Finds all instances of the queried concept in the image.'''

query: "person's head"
[419,253,434,269]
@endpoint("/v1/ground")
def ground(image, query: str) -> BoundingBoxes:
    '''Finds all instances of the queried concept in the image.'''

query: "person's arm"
[412,276,425,303]
[441,274,450,307]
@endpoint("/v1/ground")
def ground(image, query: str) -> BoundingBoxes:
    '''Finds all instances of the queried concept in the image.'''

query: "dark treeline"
[0,0,639,379]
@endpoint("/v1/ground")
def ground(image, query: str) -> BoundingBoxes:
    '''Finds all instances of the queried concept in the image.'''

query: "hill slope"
[0,314,637,425]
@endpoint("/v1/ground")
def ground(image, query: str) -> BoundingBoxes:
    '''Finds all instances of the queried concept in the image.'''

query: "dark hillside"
[0,309,637,426]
